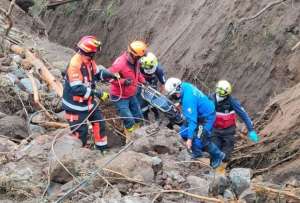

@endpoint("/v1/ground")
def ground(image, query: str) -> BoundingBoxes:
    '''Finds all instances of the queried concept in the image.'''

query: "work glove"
[100,91,109,102]
[124,78,132,86]
[92,90,109,102]
[248,130,259,143]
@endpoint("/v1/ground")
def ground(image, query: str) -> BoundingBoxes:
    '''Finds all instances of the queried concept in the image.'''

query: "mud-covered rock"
[0,116,28,139]
[20,78,41,94]
[224,189,236,200]
[209,174,230,196]
[95,151,154,183]
[187,175,210,196]
[229,168,252,196]
[239,188,257,203]
[49,135,95,184]
[132,126,182,155]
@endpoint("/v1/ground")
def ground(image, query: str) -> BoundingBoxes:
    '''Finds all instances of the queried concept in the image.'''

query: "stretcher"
[140,85,184,125]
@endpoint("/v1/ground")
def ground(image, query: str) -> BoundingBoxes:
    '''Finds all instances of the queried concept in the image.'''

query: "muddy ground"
[0,0,300,202]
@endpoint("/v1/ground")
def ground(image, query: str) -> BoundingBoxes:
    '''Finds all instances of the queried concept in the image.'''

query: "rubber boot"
[215,162,227,175]
[208,142,225,169]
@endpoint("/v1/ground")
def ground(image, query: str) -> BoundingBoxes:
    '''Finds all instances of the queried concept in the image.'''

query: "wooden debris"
[10,44,63,97]
[253,183,300,201]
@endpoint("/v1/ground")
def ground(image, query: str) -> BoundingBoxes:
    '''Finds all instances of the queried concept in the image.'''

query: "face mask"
[216,94,226,102]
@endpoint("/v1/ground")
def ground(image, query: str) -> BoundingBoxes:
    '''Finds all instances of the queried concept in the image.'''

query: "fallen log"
[47,0,82,9]
[10,44,63,97]
[40,121,68,129]
[253,183,300,201]
[27,71,56,121]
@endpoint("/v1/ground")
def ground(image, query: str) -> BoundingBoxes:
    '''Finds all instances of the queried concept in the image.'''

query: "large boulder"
[229,168,252,196]
[0,116,29,139]
[186,175,210,196]
[95,151,155,183]
[49,135,96,184]
[132,126,183,155]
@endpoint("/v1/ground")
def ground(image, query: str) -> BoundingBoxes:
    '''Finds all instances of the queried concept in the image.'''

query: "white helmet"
[165,78,182,95]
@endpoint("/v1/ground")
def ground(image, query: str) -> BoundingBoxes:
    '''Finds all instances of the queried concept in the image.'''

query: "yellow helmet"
[140,52,158,74]
[216,80,232,97]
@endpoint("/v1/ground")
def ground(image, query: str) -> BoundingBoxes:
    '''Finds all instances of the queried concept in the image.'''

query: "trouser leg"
[112,97,135,129]
[65,110,88,147]
[129,95,144,124]
[89,107,107,150]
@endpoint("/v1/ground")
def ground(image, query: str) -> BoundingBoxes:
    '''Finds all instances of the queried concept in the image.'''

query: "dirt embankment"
[43,0,300,114]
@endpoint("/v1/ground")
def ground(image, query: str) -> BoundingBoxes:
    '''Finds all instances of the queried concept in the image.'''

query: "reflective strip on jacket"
[62,53,103,112]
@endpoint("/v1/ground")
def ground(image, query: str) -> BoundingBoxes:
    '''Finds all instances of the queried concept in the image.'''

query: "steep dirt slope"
[230,82,300,185]
[43,0,300,114]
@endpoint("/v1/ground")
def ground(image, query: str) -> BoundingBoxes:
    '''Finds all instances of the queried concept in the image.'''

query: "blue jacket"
[141,64,166,88]
[211,93,254,131]
[180,82,216,139]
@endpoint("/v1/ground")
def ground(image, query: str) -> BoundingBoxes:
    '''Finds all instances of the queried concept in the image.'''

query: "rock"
[224,189,236,200]
[5,73,19,85]
[12,68,27,79]
[95,151,154,183]
[29,124,46,134]
[151,156,163,173]
[11,54,23,64]
[209,174,230,195]
[16,0,35,13]
[132,126,182,155]
[0,137,17,165]
[0,116,29,139]
[187,175,210,196]
[0,111,7,119]
[20,78,41,94]
[52,61,68,72]
[229,168,252,196]
[166,170,185,183]
[1,56,12,66]
[239,188,257,203]
[50,68,63,80]
[122,196,151,203]
[49,135,95,184]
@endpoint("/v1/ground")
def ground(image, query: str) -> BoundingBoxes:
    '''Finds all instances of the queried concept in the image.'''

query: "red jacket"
[108,52,145,98]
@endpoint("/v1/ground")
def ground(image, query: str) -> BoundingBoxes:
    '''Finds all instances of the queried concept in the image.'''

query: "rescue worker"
[62,35,117,152]
[211,80,259,162]
[165,78,225,169]
[108,41,147,141]
[138,52,166,121]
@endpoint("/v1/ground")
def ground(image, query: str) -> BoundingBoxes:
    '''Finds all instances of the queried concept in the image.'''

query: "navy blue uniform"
[210,93,254,161]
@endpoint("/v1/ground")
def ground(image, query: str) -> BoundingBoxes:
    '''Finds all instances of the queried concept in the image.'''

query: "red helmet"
[77,36,101,53]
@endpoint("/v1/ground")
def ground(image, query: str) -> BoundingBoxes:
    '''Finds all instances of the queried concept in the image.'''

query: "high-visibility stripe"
[62,99,93,111]
[84,87,91,99]
[95,141,108,146]
[70,80,83,87]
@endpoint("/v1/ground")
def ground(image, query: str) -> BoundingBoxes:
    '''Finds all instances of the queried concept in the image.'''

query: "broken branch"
[238,0,287,24]
[253,183,300,201]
